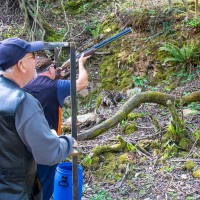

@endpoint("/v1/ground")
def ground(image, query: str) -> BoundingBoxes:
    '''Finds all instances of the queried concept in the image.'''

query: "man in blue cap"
[0,38,78,200]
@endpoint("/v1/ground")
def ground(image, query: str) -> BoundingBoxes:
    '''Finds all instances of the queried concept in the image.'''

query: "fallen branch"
[78,91,200,140]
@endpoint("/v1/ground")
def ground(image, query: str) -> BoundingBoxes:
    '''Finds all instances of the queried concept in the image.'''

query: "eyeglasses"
[51,64,57,69]
[22,52,36,60]
[36,63,56,73]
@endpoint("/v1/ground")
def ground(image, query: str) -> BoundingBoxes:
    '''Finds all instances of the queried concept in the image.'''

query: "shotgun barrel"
[60,27,132,69]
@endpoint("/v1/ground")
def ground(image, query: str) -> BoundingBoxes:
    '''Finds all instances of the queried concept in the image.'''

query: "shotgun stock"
[58,28,132,77]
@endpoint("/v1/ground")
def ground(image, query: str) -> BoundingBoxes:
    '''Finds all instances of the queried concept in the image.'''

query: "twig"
[168,158,200,162]
[186,138,199,158]
[131,131,165,141]
[135,145,153,160]
[118,163,130,187]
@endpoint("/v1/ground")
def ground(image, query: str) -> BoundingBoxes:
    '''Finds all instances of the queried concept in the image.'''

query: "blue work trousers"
[37,164,58,200]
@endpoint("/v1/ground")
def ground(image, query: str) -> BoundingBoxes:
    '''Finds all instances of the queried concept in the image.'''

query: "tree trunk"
[168,0,172,10]
[18,0,57,41]
[78,91,200,141]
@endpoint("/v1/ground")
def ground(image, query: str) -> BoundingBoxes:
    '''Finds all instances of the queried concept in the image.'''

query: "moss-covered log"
[78,91,200,140]
[92,135,127,156]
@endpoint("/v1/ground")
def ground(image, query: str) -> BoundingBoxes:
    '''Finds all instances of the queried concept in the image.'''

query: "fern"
[159,43,199,66]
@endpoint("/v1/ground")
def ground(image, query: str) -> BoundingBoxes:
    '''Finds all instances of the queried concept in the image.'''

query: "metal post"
[54,48,59,68]
[70,43,79,200]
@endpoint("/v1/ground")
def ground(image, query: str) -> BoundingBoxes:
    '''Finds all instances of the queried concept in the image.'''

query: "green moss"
[95,94,103,109]
[64,0,113,15]
[183,160,196,170]
[101,20,119,35]
[192,153,199,159]
[179,138,190,150]
[178,150,188,158]
[152,149,159,156]
[161,143,178,160]
[62,125,71,133]
[163,83,176,92]
[64,0,93,14]
[140,157,147,163]
[127,112,144,120]
[165,124,180,141]
[193,169,200,178]
[150,140,161,149]
[103,152,115,164]
[118,153,129,164]
[90,156,100,169]
[99,47,132,91]
[92,145,111,155]
[43,22,63,42]
[118,164,127,174]
[124,122,137,135]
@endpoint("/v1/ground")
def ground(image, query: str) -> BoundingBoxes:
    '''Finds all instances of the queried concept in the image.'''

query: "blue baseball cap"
[0,37,44,70]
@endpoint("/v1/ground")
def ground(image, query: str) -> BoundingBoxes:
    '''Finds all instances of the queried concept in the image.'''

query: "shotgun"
[58,27,132,77]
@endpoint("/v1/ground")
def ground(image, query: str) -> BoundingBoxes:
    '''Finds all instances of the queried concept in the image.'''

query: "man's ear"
[17,60,27,73]
[48,67,54,74]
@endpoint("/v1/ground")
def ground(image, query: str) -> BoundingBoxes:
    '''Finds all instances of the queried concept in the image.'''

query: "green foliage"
[90,187,112,200]
[186,196,199,200]
[64,0,113,14]
[168,191,177,199]
[121,119,127,128]
[181,73,195,83]
[62,107,71,119]
[191,130,199,141]
[186,18,200,27]
[197,66,200,73]
[83,154,93,166]
[159,42,199,66]
[126,142,135,151]
[57,28,67,35]
[186,102,200,111]
[164,165,174,172]
[183,160,196,170]
[83,17,101,39]
[132,75,148,87]
[78,93,97,113]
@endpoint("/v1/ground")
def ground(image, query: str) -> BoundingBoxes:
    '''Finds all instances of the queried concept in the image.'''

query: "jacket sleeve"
[15,93,74,166]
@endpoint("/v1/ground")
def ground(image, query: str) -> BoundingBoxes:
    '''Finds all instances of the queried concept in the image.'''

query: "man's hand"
[51,129,58,136]
[78,53,91,66]
[69,139,81,156]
